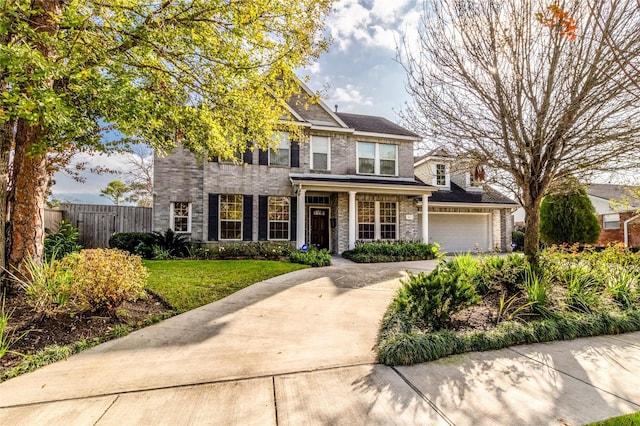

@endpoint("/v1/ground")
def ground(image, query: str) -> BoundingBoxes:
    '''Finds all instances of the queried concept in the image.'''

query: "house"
[414,151,518,253]
[587,184,640,247]
[153,81,516,254]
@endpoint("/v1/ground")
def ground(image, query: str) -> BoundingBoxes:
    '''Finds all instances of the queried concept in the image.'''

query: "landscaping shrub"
[190,241,293,260]
[394,267,480,331]
[288,247,332,267]
[511,229,525,251]
[109,232,160,259]
[44,220,81,261]
[153,229,190,258]
[342,240,442,263]
[377,248,640,366]
[19,249,148,316]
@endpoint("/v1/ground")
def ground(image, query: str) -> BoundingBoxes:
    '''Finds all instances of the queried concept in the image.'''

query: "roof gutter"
[624,213,640,247]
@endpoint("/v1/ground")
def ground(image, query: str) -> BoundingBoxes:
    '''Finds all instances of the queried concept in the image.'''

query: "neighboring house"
[153,80,516,254]
[587,184,640,247]
[414,151,518,253]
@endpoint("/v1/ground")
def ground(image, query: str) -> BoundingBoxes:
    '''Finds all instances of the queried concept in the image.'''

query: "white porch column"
[422,194,429,244]
[348,191,357,249]
[297,189,306,248]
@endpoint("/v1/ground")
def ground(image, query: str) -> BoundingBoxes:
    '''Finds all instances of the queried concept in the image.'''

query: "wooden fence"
[45,204,153,249]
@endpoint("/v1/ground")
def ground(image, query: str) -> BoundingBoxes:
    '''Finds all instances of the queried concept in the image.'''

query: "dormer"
[451,162,484,193]
[414,151,452,190]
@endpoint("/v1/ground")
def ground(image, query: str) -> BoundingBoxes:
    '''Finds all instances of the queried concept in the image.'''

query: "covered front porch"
[290,174,436,254]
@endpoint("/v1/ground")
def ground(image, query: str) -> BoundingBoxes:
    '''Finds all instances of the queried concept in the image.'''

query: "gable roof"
[587,184,640,209]
[427,182,517,206]
[336,112,420,138]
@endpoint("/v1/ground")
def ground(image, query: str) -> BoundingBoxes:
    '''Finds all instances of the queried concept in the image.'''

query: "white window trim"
[356,142,398,176]
[170,202,192,234]
[268,196,290,241]
[269,132,291,167]
[435,163,447,186]
[219,195,243,241]
[310,135,331,171]
[357,201,398,240]
[603,213,621,230]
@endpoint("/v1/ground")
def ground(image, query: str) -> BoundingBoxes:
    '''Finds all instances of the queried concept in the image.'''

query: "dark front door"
[310,208,330,250]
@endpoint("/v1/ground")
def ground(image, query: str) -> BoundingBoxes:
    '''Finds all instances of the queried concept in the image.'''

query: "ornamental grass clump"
[16,249,148,317]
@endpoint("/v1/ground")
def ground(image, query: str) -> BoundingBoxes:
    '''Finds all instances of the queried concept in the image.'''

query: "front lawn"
[144,260,308,311]
[588,411,640,426]
[378,245,640,365]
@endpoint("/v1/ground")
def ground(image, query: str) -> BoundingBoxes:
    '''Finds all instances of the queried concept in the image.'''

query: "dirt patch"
[1,291,173,377]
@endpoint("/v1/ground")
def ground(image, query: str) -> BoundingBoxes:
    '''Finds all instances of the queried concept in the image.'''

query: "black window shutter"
[258,195,268,240]
[290,196,297,242]
[243,150,253,165]
[208,194,219,241]
[259,150,269,165]
[290,141,299,168]
[243,195,253,241]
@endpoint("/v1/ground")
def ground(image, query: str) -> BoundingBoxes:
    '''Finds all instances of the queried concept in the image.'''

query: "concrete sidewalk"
[1,259,640,425]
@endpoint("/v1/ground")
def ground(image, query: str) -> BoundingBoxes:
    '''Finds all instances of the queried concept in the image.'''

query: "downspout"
[623,214,640,247]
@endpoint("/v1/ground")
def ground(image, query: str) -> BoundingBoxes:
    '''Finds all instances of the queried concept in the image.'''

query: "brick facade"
[596,211,640,247]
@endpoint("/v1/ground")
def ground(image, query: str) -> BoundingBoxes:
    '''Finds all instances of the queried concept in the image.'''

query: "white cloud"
[327,0,420,52]
[307,62,322,75]
[331,84,374,107]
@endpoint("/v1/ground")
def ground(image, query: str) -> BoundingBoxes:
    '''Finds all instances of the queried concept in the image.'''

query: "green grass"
[144,260,308,311]
[587,411,640,425]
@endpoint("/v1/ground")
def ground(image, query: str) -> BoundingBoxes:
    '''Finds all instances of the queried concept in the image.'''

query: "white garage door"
[427,214,491,253]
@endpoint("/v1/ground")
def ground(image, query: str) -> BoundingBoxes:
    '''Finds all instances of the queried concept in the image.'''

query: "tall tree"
[100,180,129,206]
[400,0,640,258]
[539,186,600,245]
[0,0,333,273]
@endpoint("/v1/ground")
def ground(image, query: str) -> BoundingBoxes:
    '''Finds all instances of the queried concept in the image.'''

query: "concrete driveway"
[1,258,640,425]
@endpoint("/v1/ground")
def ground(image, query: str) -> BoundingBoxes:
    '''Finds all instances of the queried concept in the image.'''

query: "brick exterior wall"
[597,211,640,247]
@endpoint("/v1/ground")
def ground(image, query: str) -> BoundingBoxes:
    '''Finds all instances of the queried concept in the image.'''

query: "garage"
[425,213,492,253]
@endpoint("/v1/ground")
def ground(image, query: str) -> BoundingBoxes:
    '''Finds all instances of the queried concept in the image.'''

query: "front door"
[310,208,330,250]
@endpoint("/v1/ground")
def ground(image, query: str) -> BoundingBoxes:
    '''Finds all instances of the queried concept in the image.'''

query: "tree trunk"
[523,191,544,264]
[8,119,48,273]
[0,119,13,290]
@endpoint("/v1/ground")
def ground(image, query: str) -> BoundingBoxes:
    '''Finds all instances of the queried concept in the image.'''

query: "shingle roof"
[428,182,518,205]
[336,112,420,138]
[587,184,640,208]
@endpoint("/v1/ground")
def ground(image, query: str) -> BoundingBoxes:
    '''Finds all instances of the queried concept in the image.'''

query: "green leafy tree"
[100,180,129,206]
[0,0,333,276]
[539,187,600,245]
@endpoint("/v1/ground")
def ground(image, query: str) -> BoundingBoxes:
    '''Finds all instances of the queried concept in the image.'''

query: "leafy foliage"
[44,220,81,261]
[189,242,294,260]
[342,240,443,263]
[153,229,190,258]
[288,247,331,267]
[539,187,600,245]
[109,232,160,259]
[16,249,148,316]
[393,266,480,331]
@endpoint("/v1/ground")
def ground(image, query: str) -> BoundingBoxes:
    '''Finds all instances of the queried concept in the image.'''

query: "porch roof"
[289,173,436,196]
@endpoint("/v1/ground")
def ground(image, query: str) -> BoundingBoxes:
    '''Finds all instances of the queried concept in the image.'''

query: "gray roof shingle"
[428,182,518,205]
[587,184,640,208]
[336,112,420,138]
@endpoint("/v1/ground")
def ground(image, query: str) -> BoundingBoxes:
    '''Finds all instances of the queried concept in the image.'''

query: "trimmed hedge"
[342,240,442,263]
[378,310,640,365]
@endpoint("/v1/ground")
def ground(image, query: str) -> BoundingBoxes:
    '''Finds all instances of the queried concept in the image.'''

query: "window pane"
[358,142,375,158]
[358,224,375,240]
[380,159,396,175]
[270,148,289,166]
[174,217,188,232]
[313,153,328,170]
[359,158,375,174]
[380,202,397,240]
[268,196,289,240]
[380,224,396,240]
[379,144,396,160]
[436,164,446,185]
[220,194,243,240]
[358,201,375,240]
[312,136,329,154]
[173,202,190,233]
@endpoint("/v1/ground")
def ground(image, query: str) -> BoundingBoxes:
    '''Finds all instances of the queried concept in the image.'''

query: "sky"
[51,0,422,204]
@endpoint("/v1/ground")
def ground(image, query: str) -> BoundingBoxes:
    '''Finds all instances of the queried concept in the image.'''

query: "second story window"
[436,164,447,186]
[270,132,290,166]
[357,142,397,176]
[311,136,330,170]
